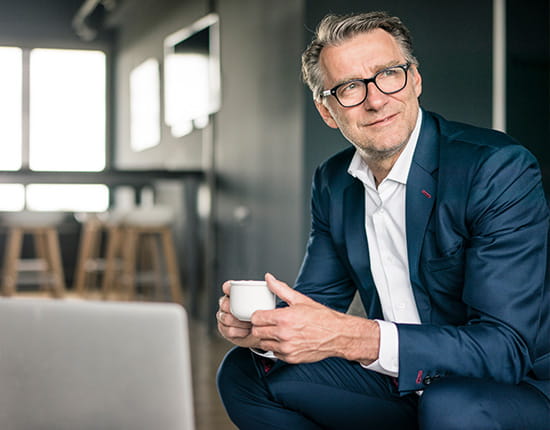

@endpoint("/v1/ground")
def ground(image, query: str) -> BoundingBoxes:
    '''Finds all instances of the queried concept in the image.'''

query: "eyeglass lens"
[335,66,407,107]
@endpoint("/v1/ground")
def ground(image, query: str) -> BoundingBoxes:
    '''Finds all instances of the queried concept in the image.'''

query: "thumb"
[265,273,312,306]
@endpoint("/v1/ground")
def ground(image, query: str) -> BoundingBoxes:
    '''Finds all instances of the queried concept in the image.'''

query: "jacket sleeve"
[293,165,356,313]
[397,144,549,393]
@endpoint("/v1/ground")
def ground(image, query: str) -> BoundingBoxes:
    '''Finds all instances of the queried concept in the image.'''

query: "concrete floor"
[188,317,236,430]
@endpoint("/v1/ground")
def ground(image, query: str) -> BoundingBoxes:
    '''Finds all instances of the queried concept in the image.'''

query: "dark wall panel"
[506,0,550,196]
[303,1,494,213]
[0,0,111,48]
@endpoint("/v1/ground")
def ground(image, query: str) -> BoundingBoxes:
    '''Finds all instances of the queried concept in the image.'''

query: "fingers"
[217,308,251,328]
[218,294,230,313]
[265,273,313,306]
[222,280,232,296]
[218,324,252,340]
[217,295,250,328]
[217,306,253,340]
[251,322,282,341]
[250,307,281,326]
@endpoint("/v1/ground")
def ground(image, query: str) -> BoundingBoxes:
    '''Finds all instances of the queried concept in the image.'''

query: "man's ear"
[314,100,339,129]
[411,65,423,98]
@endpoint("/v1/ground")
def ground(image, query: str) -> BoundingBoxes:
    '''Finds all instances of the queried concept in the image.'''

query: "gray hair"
[301,11,419,101]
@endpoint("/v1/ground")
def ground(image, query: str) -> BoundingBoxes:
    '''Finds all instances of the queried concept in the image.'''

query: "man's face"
[315,29,422,162]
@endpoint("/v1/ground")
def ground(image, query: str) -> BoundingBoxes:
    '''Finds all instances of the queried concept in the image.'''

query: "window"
[0,184,25,211]
[0,47,108,212]
[0,47,22,171]
[30,49,106,171]
[27,184,109,212]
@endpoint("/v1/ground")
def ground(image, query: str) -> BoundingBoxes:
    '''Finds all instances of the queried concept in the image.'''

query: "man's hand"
[216,281,260,349]
[251,274,381,364]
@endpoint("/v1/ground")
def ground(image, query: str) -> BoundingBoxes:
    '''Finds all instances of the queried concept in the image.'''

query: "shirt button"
[397,302,406,309]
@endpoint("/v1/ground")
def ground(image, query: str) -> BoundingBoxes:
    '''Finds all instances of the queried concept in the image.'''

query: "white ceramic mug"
[229,280,276,321]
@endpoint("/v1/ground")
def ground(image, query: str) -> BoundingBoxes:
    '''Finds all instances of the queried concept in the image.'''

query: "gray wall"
[0,0,103,48]
[114,0,207,170]
[214,1,305,283]
[112,0,306,317]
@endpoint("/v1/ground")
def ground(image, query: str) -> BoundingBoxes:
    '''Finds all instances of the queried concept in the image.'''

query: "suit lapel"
[406,111,439,283]
[343,179,383,319]
[337,110,441,320]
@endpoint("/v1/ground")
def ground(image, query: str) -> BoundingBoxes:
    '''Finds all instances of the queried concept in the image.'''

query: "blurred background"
[0,1,548,428]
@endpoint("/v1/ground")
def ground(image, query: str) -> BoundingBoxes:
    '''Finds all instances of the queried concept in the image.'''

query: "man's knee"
[419,378,501,430]
[216,347,254,402]
[419,377,550,430]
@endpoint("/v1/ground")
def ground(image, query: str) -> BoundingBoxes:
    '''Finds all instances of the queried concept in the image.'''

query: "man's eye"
[381,68,398,77]
[341,81,360,92]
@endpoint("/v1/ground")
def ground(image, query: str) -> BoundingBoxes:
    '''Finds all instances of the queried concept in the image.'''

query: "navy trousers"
[217,347,550,430]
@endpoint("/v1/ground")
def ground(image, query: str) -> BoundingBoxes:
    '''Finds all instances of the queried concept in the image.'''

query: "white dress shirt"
[252,110,424,368]
[347,109,423,377]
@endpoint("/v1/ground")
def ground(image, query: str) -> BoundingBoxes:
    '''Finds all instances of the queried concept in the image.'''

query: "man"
[216,11,550,430]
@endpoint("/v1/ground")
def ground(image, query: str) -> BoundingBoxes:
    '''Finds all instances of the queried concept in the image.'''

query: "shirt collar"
[348,108,423,186]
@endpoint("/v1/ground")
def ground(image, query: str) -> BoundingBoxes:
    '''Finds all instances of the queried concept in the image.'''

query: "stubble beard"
[355,139,408,162]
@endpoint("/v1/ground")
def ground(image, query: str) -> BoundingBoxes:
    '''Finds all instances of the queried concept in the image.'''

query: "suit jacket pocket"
[426,243,465,272]
[533,351,550,380]
[420,245,466,323]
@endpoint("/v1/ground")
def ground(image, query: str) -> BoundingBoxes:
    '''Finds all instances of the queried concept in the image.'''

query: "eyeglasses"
[321,63,411,107]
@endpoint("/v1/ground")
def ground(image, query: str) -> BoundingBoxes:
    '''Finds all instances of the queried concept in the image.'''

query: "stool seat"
[122,206,174,227]
[2,211,65,228]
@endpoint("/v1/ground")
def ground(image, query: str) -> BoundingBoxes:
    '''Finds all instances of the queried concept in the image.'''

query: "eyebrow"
[331,60,405,87]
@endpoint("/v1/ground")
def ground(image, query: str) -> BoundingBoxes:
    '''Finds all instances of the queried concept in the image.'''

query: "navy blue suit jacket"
[294,110,550,397]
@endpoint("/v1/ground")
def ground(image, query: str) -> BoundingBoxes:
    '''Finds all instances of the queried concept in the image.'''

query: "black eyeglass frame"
[320,62,412,107]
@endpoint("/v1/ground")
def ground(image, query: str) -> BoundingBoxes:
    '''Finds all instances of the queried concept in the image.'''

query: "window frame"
[0,43,112,212]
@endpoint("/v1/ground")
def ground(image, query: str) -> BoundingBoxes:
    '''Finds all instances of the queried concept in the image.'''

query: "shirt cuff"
[360,319,399,377]
[250,348,277,360]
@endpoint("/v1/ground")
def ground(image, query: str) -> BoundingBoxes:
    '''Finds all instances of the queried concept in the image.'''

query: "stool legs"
[117,226,183,303]
[160,227,183,304]
[2,227,24,296]
[74,218,106,296]
[43,228,66,298]
[102,225,123,299]
[1,227,66,298]
[73,223,184,303]
[120,227,138,300]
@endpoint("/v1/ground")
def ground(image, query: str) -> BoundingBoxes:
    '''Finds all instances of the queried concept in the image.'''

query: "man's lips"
[365,113,398,127]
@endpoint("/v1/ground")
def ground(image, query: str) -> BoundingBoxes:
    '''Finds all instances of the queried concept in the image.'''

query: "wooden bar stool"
[73,211,131,300]
[73,214,110,298]
[115,206,183,304]
[100,222,125,300]
[1,212,66,298]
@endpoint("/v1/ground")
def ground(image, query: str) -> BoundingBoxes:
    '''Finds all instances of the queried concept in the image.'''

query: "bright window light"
[26,184,109,212]
[130,58,160,151]
[164,53,210,137]
[29,48,106,172]
[0,184,25,211]
[0,47,22,171]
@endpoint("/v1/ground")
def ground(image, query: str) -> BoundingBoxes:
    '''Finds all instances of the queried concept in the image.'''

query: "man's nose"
[362,82,388,110]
